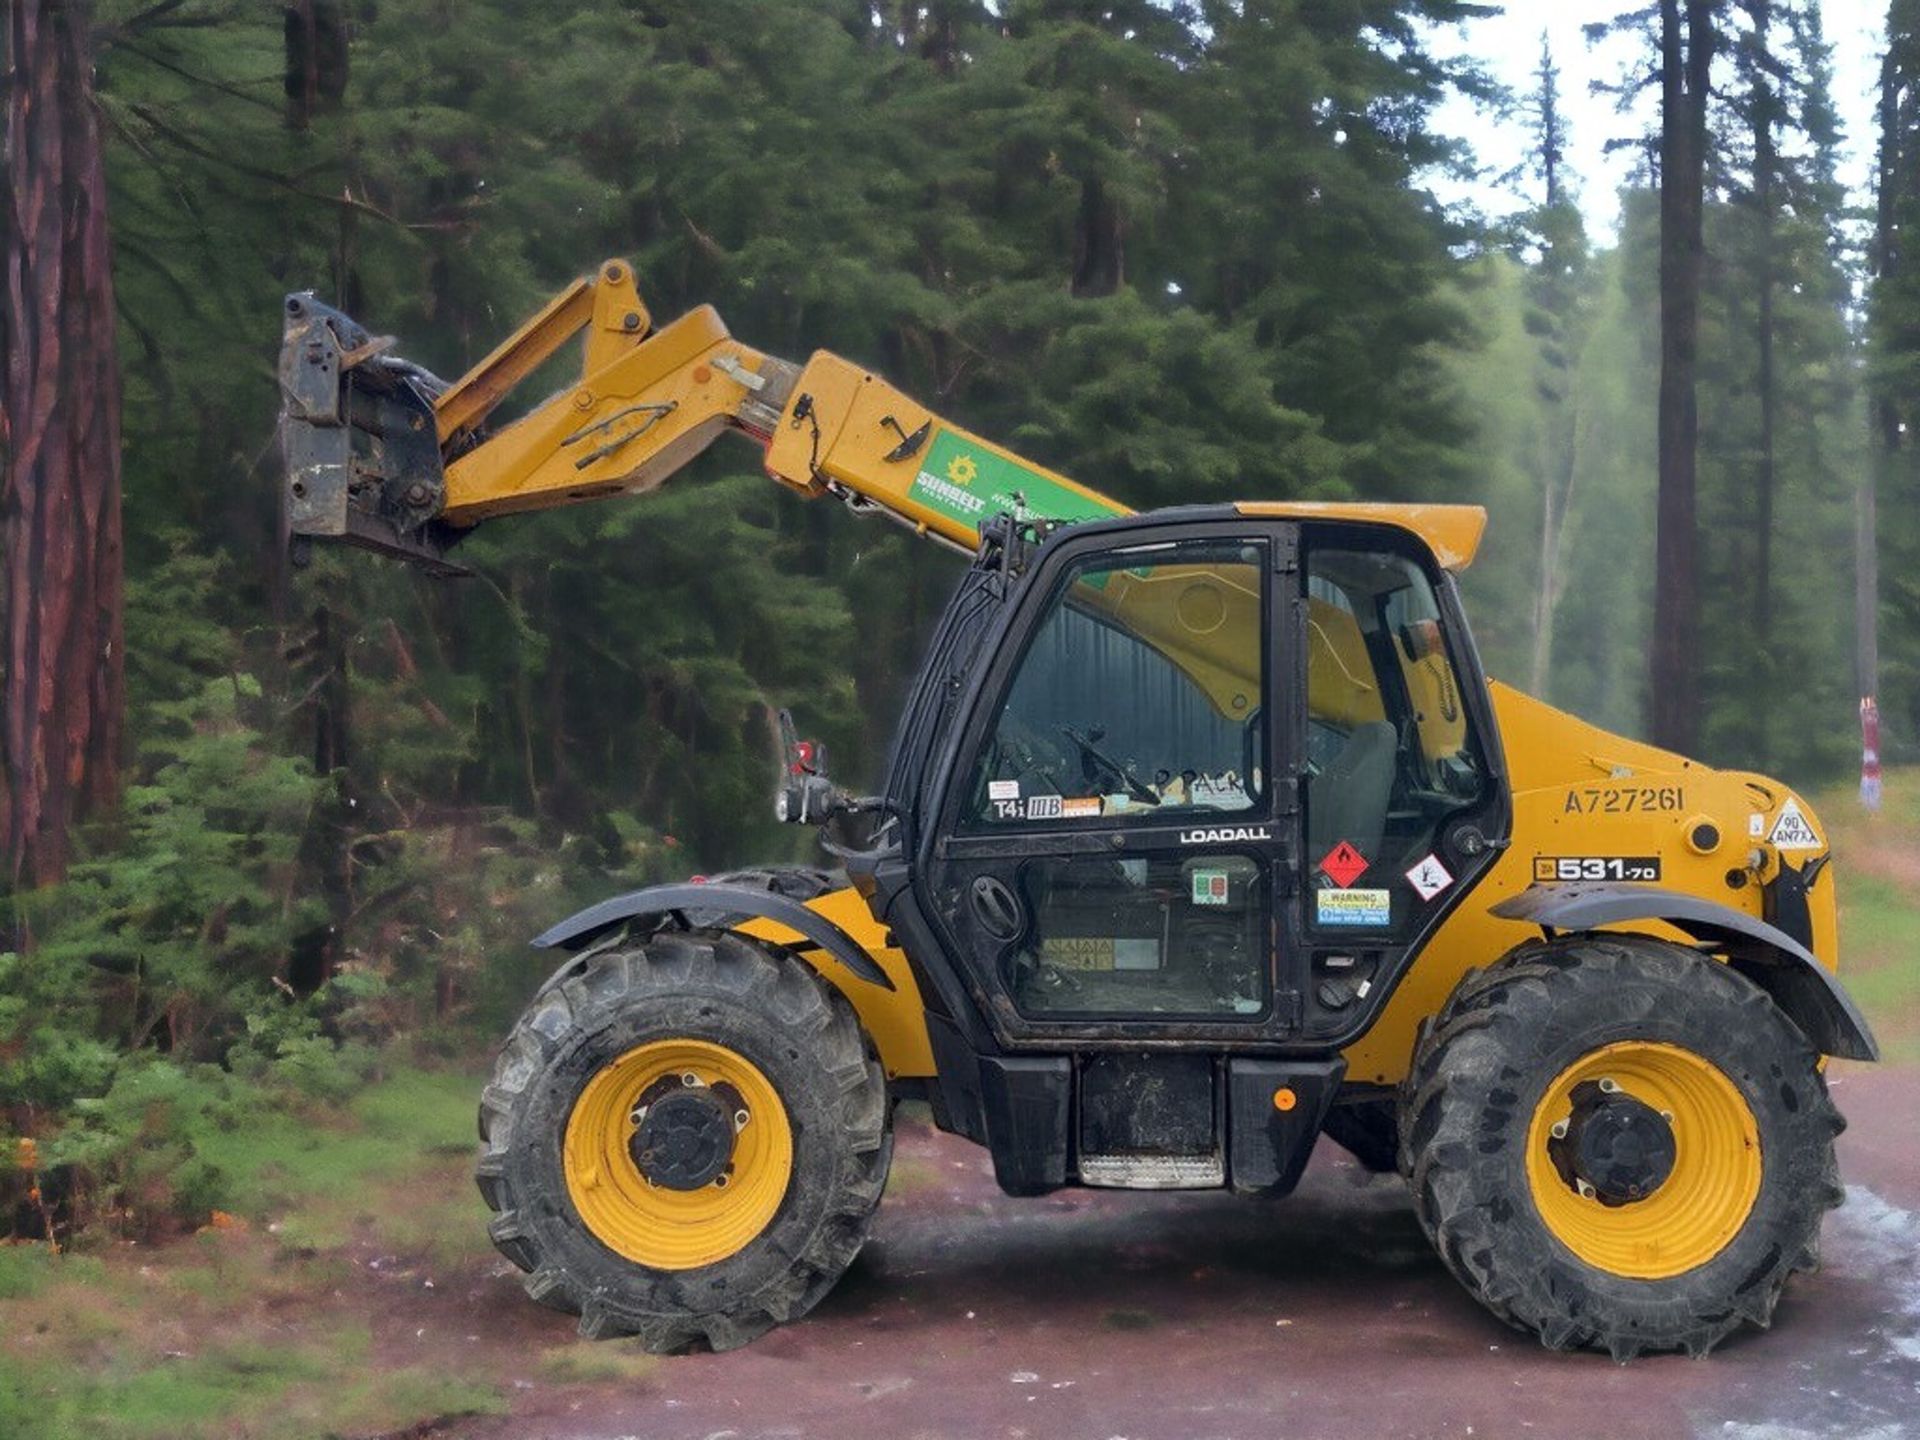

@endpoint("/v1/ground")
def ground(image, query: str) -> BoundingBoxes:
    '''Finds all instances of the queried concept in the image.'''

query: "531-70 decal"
[1534,855,1663,883]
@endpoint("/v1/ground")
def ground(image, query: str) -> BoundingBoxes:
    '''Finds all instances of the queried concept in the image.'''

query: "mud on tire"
[475,929,891,1353]
[1398,934,1844,1360]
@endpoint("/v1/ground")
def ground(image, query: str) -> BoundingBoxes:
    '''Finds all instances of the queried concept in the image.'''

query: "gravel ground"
[416,1060,1920,1440]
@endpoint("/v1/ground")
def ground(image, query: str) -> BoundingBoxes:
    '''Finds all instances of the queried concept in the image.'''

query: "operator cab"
[865,508,1508,1194]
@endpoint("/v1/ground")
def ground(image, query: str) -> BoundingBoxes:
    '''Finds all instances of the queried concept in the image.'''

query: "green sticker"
[1192,868,1231,906]
[908,429,1119,534]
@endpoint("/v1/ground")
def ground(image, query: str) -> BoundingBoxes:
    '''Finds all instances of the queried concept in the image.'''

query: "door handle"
[969,875,1024,941]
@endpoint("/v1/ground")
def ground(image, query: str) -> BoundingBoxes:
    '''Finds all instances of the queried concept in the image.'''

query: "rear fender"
[1490,883,1879,1062]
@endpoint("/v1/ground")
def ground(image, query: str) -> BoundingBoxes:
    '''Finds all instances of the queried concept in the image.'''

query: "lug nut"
[1598,1077,1620,1095]
[1550,1119,1569,1140]
[629,1105,649,1126]
[681,1072,701,1087]
[735,1109,751,1130]
[1577,1180,1597,1200]
[713,1173,729,1189]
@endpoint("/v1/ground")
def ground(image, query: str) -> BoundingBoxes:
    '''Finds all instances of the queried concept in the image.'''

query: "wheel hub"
[631,1085,738,1191]
[1548,1080,1677,1206]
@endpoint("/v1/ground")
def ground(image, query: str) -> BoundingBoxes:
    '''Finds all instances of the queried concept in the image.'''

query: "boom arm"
[279,258,1126,571]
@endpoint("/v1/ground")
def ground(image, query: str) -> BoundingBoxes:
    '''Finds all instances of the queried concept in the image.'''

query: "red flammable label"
[1318,841,1370,889]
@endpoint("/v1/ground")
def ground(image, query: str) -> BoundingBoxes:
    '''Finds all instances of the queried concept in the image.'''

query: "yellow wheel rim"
[1524,1041,1762,1280]
[563,1038,792,1271]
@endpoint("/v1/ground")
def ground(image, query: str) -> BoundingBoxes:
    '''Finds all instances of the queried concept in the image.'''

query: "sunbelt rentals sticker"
[907,429,1117,533]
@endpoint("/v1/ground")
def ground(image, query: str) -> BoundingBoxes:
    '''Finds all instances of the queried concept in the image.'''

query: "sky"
[1425,1,1887,242]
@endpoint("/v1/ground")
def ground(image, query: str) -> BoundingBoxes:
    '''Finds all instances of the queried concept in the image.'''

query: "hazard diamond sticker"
[1405,852,1454,902]
[1318,841,1370,889]
[1767,798,1822,851]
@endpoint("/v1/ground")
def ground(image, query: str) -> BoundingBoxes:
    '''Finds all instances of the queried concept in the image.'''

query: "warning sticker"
[1046,936,1163,971]
[1405,853,1454,902]
[1192,868,1231,906]
[1317,888,1392,928]
[988,779,1020,802]
[1767,799,1821,851]
[1043,937,1112,971]
[1318,841,1370,889]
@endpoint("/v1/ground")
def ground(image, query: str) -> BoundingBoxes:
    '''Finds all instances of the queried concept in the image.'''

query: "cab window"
[1305,547,1486,933]
[967,539,1266,824]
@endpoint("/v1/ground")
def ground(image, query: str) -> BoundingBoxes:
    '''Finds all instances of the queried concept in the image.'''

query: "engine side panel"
[1339,682,1846,1085]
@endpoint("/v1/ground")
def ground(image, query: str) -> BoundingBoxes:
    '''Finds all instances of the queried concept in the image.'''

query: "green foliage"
[44,1057,239,1233]
[0,1326,504,1440]
[11,668,325,1076]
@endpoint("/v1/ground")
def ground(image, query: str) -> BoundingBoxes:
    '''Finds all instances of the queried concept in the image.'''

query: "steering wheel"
[988,724,1071,795]
[1059,725,1160,806]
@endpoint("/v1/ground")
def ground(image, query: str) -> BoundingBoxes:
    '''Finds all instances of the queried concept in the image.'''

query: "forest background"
[1,0,1914,1243]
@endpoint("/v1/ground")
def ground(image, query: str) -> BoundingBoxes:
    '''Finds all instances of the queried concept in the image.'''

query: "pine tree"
[1519,34,1591,695]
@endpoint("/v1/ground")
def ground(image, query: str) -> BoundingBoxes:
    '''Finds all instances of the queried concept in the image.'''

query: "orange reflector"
[1272,1087,1297,1112]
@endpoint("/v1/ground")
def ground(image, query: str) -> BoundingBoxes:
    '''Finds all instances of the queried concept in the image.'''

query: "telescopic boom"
[278,258,1128,575]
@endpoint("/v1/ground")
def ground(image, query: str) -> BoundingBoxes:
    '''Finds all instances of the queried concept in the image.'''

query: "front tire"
[476,930,891,1352]
[1399,935,1844,1359]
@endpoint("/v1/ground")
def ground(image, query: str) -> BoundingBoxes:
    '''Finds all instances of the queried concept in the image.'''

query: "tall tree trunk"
[1649,0,1714,753]
[1526,32,1577,698]
[1749,0,1778,763]
[282,0,349,131]
[1864,19,1900,771]
[1530,429,1580,697]
[0,0,125,889]
[1071,175,1124,298]
[1531,482,1558,694]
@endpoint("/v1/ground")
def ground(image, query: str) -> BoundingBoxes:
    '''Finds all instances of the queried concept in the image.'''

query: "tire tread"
[475,924,891,1354]
[1397,933,1843,1359]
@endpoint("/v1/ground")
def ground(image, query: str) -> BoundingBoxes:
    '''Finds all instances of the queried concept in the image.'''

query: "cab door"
[919,520,1300,1046]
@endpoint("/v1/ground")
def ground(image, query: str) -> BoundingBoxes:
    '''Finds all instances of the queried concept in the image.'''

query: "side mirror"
[774,708,847,825]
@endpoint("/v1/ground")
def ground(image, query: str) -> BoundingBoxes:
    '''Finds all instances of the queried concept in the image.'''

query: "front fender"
[532,881,895,990]
[1490,883,1878,1062]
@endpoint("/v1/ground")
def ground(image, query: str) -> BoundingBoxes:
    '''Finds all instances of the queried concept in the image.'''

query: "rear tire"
[1398,934,1844,1360]
[476,929,891,1353]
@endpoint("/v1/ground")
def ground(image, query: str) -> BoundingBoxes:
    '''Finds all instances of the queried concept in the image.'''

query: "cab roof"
[1234,502,1487,572]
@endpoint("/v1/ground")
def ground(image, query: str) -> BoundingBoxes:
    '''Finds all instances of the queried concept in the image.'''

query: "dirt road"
[425,1062,1920,1440]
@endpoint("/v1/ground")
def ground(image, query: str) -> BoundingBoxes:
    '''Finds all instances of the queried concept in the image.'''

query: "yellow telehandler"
[278,260,1875,1361]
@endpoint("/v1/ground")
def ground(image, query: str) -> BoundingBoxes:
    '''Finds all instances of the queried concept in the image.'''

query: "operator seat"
[1307,720,1396,863]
